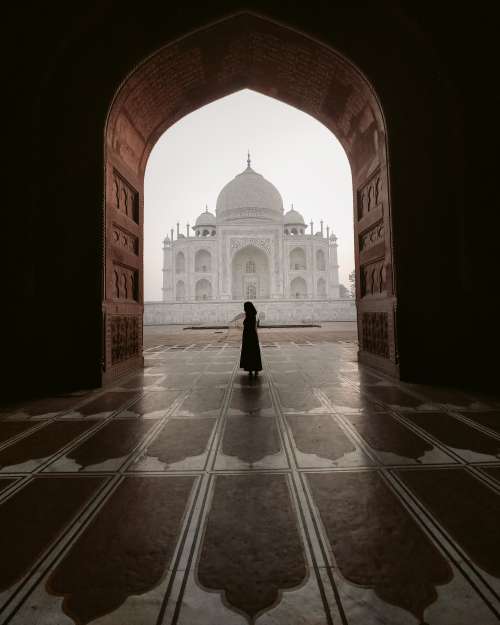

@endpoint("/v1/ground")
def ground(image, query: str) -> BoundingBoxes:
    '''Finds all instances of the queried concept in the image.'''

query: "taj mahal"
[144,156,356,325]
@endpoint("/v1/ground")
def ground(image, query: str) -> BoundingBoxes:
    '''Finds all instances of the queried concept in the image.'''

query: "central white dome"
[216,161,284,222]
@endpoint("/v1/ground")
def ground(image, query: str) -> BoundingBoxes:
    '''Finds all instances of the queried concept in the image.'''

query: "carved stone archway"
[104,12,396,382]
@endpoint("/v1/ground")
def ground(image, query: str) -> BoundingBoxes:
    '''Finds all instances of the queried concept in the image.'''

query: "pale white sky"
[144,89,354,301]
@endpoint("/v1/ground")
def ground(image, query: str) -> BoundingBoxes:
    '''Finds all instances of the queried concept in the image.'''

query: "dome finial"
[247,149,251,169]
[205,204,208,212]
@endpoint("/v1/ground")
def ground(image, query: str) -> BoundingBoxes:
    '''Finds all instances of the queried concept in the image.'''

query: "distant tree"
[339,284,349,299]
[348,270,356,298]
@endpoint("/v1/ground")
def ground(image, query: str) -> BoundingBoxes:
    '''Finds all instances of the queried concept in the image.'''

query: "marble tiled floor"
[0,332,499,624]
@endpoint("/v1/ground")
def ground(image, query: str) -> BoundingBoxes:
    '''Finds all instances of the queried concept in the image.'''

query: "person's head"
[244,301,257,316]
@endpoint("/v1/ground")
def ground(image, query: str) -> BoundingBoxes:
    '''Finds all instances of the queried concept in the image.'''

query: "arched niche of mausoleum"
[232,245,270,300]
[290,247,307,271]
[291,276,308,299]
[316,249,326,271]
[195,249,211,273]
[175,251,185,274]
[195,278,212,300]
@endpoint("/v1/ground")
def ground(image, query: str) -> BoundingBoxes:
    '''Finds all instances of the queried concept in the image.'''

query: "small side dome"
[195,209,216,227]
[284,207,305,225]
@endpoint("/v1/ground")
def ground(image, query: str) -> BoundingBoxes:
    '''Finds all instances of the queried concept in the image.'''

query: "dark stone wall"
[4,1,494,398]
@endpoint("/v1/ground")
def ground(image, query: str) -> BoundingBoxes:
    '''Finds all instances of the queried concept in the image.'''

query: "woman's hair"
[244,301,257,316]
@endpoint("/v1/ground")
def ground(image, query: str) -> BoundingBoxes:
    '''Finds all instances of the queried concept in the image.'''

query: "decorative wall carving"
[111,315,140,364]
[226,208,266,220]
[230,238,272,256]
[359,220,384,251]
[112,113,146,174]
[113,171,139,223]
[112,224,139,254]
[357,169,383,219]
[112,265,139,301]
[362,312,389,358]
[360,260,386,296]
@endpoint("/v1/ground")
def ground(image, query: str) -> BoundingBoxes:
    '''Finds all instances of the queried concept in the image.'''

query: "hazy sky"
[144,89,354,301]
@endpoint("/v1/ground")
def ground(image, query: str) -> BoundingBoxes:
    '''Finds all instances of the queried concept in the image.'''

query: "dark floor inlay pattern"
[322,385,380,411]
[47,475,195,624]
[198,474,306,619]
[0,421,98,469]
[78,392,139,416]
[458,411,500,435]
[364,385,426,408]
[230,386,273,414]
[129,390,181,416]
[222,416,281,463]
[0,476,105,592]
[287,415,356,461]
[403,412,500,457]
[307,471,452,621]
[277,387,324,413]
[120,374,162,389]
[65,419,159,468]
[0,478,16,494]
[5,395,88,418]
[0,421,38,445]
[397,468,500,577]
[177,389,225,415]
[481,466,500,483]
[142,418,216,465]
[344,413,434,459]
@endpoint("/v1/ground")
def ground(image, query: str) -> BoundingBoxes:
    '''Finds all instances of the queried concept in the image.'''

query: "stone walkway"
[0,334,499,624]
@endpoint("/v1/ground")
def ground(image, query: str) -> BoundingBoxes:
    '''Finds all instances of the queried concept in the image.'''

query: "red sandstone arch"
[103,12,397,382]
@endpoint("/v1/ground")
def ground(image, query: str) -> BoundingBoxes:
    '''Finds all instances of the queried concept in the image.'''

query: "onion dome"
[284,205,306,226]
[216,152,284,223]
[194,207,216,227]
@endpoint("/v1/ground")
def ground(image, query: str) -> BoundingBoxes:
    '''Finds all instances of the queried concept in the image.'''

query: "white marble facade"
[153,157,354,324]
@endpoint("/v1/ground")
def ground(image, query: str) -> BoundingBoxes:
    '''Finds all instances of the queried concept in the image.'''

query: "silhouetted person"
[240,301,262,376]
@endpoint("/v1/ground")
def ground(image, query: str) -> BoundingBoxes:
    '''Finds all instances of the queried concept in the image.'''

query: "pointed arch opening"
[104,11,396,382]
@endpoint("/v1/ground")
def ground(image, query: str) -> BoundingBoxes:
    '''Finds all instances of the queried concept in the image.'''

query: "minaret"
[326,225,330,240]
[310,220,314,235]
[320,220,324,237]
[176,222,180,238]
[162,234,172,302]
[328,232,340,299]
[186,223,189,238]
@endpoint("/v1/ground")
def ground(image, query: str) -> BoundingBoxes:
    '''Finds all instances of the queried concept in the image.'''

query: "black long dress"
[239,314,263,372]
